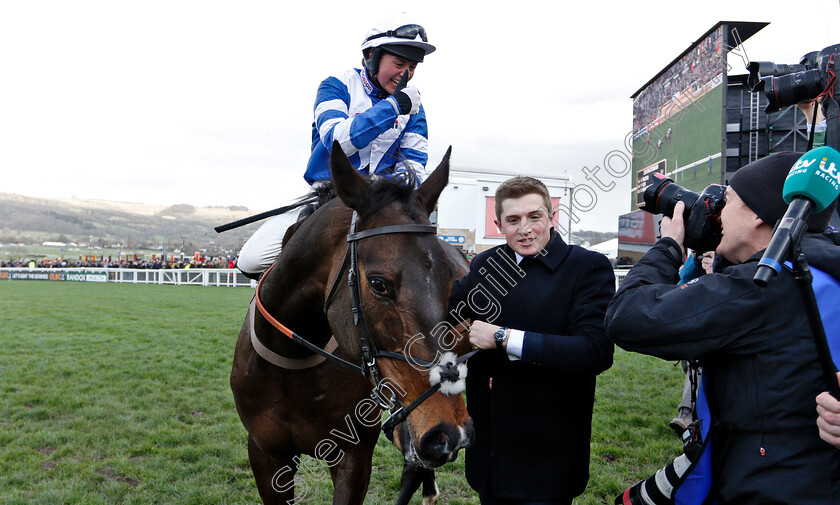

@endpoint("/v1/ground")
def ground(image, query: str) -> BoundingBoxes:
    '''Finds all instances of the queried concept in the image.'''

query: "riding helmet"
[361,13,435,84]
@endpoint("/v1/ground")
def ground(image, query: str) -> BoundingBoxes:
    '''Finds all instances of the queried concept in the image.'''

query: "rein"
[254,210,477,432]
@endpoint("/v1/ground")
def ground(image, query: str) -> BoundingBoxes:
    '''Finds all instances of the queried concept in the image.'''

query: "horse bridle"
[254,211,477,434]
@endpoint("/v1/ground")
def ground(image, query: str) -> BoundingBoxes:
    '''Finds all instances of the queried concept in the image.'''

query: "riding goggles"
[365,24,428,43]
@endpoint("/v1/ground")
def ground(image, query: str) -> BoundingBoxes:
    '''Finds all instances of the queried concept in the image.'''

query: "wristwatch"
[493,326,508,349]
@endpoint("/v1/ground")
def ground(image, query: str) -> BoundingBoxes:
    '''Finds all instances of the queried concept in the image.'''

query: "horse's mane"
[293,173,418,223]
[279,176,417,248]
[295,182,337,221]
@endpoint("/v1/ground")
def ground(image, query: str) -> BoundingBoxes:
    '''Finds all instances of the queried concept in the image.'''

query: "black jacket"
[450,230,615,501]
[606,233,840,505]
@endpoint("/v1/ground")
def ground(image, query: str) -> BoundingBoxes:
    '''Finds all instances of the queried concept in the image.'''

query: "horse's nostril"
[417,424,460,466]
[426,430,448,453]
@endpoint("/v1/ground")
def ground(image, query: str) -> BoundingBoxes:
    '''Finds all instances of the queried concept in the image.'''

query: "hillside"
[0,193,265,257]
[0,192,617,259]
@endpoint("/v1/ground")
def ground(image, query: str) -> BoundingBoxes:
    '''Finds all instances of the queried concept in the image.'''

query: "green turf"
[0,281,684,504]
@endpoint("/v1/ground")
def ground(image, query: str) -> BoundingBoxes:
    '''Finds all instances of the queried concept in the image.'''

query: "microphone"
[754,146,840,287]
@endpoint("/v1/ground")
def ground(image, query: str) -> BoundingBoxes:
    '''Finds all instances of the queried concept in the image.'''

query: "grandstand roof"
[630,21,769,99]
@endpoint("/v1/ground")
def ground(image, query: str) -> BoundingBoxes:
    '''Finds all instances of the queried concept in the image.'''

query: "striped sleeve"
[313,76,400,157]
[394,107,429,185]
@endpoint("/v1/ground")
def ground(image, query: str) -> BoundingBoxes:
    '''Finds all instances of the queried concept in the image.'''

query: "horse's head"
[328,142,474,468]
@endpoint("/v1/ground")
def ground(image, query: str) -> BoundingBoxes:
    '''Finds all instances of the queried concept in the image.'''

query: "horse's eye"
[368,277,391,298]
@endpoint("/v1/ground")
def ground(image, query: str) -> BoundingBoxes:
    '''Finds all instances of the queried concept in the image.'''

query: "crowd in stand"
[0,257,237,269]
[632,26,724,135]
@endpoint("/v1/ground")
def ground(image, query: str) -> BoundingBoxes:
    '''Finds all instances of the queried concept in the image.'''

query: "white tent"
[589,238,618,258]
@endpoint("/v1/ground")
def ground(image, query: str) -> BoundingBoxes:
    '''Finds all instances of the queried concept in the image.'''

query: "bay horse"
[230,143,474,505]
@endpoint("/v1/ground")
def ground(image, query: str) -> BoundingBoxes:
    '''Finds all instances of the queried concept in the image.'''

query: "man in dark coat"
[606,152,840,504]
[449,176,615,504]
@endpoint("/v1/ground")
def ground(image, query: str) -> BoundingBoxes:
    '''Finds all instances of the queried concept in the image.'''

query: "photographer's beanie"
[728,152,836,231]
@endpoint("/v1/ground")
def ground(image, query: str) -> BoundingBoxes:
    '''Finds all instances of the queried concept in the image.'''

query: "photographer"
[605,152,840,504]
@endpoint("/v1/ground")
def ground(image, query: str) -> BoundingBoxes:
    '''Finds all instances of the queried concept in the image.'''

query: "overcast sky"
[1,1,838,231]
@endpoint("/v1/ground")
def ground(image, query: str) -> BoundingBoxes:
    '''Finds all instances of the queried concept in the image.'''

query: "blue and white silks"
[304,68,428,186]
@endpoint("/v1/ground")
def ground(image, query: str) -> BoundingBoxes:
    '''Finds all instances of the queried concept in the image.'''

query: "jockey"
[237,13,435,278]
[304,14,434,186]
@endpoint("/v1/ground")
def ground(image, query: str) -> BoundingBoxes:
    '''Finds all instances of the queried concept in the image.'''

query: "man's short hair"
[494,176,552,221]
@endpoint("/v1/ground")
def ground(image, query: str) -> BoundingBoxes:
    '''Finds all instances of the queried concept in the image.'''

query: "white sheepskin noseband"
[428,352,467,395]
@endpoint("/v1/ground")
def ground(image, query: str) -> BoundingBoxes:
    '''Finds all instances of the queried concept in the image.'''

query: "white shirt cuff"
[506,329,525,361]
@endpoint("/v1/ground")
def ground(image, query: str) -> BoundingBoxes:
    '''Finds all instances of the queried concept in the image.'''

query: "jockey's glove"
[392,87,421,115]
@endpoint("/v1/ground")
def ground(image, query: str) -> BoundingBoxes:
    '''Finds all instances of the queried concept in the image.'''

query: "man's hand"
[700,251,715,275]
[661,201,686,255]
[469,320,503,350]
[817,372,840,449]
[796,96,824,127]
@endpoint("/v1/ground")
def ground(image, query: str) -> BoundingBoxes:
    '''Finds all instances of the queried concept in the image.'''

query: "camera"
[641,173,725,252]
[745,50,817,91]
[747,44,840,113]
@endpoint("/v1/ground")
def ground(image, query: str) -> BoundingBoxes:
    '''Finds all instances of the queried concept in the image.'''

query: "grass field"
[0,281,685,504]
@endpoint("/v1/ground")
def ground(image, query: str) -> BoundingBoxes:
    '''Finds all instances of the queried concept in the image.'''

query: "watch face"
[494,328,505,344]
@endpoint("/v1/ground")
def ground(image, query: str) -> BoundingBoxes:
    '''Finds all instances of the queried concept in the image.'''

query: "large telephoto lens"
[641,174,725,251]
[760,68,823,113]
[642,174,699,222]
[746,61,808,91]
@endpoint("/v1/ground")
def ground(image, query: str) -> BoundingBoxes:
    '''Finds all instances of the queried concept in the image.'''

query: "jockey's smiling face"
[495,193,555,257]
[376,53,418,95]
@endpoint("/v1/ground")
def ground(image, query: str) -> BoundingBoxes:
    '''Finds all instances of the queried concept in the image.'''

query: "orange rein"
[254,262,296,340]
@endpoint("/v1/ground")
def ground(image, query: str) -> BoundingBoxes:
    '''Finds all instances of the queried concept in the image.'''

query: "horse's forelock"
[355,178,419,220]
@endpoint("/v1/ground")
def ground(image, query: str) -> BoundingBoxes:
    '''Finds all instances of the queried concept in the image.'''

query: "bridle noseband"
[254,211,476,433]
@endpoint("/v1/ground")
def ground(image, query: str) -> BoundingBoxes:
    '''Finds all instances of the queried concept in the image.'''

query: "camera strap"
[807,103,818,151]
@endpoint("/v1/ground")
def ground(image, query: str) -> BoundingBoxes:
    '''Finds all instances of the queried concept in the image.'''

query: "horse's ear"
[329,140,369,210]
[415,146,451,216]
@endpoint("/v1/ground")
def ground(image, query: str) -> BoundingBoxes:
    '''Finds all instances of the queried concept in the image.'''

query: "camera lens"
[642,177,725,251]
[746,62,808,91]
[761,69,823,113]
[642,175,699,222]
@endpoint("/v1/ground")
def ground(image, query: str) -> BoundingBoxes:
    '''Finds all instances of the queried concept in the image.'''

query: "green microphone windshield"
[783,146,840,212]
